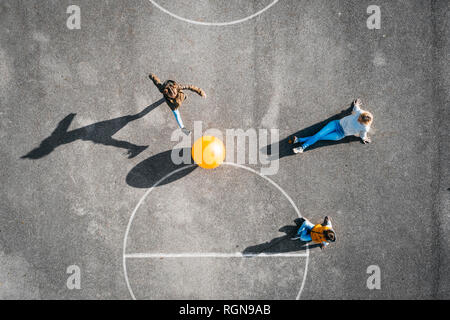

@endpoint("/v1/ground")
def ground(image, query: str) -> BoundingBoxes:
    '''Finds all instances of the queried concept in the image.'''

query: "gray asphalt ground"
[0,0,449,299]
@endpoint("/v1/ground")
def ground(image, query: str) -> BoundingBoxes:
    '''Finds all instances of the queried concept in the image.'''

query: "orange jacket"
[310,224,332,244]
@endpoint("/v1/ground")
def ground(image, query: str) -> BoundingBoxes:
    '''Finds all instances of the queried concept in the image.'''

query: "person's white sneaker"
[291,236,300,240]
[181,127,191,136]
[293,146,304,154]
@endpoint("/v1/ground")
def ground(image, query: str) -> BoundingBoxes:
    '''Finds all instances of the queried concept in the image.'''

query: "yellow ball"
[191,136,226,169]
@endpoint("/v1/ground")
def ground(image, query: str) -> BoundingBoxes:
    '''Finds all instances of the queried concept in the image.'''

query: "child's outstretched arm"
[180,84,206,98]
[360,129,371,144]
[149,73,164,92]
[352,98,362,113]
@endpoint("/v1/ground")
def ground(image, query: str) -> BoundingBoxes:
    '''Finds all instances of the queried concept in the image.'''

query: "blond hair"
[359,112,373,125]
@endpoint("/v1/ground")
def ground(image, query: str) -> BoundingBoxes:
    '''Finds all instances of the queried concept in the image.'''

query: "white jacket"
[339,104,371,140]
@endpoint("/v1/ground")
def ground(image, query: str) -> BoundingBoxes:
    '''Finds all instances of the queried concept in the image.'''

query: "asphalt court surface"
[0,0,448,299]
[124,164,308,299]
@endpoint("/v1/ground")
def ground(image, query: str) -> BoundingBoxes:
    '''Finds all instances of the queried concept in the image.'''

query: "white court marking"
[148,0,279,26]
[123,162,309,300]
[125,252,309,258]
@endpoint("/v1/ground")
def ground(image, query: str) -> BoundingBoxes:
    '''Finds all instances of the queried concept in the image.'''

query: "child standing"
[149,73,206,135]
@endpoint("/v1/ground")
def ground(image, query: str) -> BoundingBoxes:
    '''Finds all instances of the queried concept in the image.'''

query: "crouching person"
[291,216,336,250]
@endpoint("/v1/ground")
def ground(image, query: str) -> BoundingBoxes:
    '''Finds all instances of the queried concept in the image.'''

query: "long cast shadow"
[242,218,321,255]
[263,105,361,160]
[126,148,197,188]
[21,98,165,160]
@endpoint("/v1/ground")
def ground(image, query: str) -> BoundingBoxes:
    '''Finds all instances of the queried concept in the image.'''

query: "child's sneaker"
[181,127,191,136]
[288,136,299,144]
[293,146,304,154]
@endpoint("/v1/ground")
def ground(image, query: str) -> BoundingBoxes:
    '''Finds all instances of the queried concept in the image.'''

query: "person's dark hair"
[324,230,336,242]
[163,80,179,99]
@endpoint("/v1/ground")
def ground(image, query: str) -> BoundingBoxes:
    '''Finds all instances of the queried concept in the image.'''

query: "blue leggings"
[296,220,314,242]
[172,109,184,129]
[299,120,345,150]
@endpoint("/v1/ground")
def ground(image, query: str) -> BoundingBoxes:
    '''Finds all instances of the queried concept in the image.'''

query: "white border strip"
[148,0,279,26]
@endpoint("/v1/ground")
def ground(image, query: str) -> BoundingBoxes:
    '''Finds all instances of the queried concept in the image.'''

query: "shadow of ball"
[126,148,197,189]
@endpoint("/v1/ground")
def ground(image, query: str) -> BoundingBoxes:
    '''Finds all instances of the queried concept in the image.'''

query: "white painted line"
[297,247,309,300]
[148,0,279,26]
[125,252,308,259]
[123,162,309,301]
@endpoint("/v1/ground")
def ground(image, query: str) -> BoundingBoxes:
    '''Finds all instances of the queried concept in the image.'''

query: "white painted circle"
[123,162,309,300]
[148,0,279,26]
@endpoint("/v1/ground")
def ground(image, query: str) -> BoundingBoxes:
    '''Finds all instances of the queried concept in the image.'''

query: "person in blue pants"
[292,99,373,153]
[291,216,336,250]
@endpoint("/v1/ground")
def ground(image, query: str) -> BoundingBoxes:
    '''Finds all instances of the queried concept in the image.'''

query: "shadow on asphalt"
[126,148,197,188]
[21,98,165,160]
[262,105,362,160]
[242,218,321,255]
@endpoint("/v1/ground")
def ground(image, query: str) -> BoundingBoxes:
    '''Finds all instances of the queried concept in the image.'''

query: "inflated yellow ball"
[191,136,226,169]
